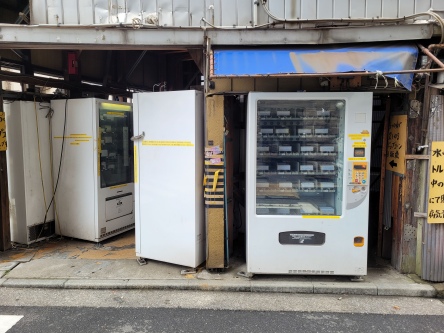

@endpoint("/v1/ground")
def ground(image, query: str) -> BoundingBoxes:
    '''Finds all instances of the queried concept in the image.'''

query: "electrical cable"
[37,98,68,240]
[33,98,49,241]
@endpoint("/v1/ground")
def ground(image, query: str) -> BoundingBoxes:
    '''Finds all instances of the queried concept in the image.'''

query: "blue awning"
[213,44,418,90]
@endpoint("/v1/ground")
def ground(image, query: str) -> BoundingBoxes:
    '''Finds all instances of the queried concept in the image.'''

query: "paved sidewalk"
[0,232,441,298]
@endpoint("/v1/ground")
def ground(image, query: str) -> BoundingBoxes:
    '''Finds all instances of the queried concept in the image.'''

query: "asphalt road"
[0,288,443,333]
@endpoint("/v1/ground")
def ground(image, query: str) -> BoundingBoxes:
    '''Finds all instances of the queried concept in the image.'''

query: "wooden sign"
[428,141,444,223]
[0,112,6,151]
[386,115,407,175]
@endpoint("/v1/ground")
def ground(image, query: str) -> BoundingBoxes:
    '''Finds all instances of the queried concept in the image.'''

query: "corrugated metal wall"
[422,94,444,282]
[30,0,444,26]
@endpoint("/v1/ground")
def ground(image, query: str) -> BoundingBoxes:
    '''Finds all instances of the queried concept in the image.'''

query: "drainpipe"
[418,44,444,68]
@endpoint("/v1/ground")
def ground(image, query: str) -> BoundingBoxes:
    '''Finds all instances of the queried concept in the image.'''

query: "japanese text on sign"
[428,141,444,223]
[386,115,407,175]
[0,112,6,151]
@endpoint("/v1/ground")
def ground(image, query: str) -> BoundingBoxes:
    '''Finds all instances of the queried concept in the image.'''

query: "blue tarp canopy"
[213,44,418,90]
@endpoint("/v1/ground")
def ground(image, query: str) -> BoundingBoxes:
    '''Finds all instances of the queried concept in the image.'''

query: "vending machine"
[51,98,134,242]
[246,92,373,276]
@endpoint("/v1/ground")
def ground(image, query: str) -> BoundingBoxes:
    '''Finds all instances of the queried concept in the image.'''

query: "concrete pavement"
[0,231,441,298]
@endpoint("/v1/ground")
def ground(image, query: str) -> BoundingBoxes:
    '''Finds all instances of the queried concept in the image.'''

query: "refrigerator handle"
[131,131,145,141]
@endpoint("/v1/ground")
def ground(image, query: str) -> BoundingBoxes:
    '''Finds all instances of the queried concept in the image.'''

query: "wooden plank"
[399,111,422,273]
[377,97,390,257]
[405,154,429,160]
[0,94,10,251]
[205,95,225,269]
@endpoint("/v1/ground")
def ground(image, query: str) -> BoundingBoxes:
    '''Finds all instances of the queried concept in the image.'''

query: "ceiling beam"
[0,24,434,49]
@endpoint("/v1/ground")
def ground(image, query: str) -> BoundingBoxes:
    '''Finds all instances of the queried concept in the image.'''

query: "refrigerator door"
[134,91,205,268]
[247,92,372,276]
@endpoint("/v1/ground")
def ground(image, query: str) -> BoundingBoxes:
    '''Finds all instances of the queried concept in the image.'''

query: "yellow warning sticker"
[353,141,367,148]
[303,215,340,219]
[142,140,194,147]
[107,112,125,117]
[54,135,93,139]
[349,133,370,140]
[349,157,366,161]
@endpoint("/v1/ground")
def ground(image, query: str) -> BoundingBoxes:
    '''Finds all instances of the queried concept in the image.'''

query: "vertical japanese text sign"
[428,141,444,223]
[386,115,407,175]
[0,112,6,151]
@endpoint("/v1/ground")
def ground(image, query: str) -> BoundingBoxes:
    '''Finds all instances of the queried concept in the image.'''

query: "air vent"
[288,270,334,275]
[28,221,55,242]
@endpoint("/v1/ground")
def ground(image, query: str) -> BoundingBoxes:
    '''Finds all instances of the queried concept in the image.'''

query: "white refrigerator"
[133,90,205,268]
[246,92,373,276]
[5,101,55,244]
[51,98,134,242]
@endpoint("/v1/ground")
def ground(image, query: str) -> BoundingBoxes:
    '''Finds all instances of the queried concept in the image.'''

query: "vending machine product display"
[51,98,134,242]
[246,92,373,276]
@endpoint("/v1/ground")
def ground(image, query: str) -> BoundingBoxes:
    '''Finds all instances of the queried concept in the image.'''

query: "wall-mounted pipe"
[418,44,444,69]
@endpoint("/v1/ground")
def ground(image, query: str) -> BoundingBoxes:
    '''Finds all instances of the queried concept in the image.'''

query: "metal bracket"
[137,257,147,266]
[237,271,254,278]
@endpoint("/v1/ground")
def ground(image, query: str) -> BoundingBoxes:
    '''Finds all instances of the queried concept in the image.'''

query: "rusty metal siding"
[422,94,444,282]
[30,0,444,26]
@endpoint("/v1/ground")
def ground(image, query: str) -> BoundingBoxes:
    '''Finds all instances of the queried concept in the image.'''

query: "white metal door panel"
[301,0,316,19]
[350,1,365,18]
[284,1,299,20]
[268,0,285,20]
[190,1,204,26]
[381,0,398,18]
[140,0,157,14]
[399,0,415,17]
[158,0,173,26]
[62,0,79,24]
[47,0,63,24]
[79,0,95,24]
[317,0,334,19]
[236,0,252,26]
[93,0,109,24]
[333,0,349,18]
[366,0,382,18]
[134,91,204,268]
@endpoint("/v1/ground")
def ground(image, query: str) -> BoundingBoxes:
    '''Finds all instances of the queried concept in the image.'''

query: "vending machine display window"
[255,99,345,217]
[99,103,134,188]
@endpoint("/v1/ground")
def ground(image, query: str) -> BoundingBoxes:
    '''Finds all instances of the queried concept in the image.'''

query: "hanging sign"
[0,112,6,151]
[386,115,407,175]
[427,141,444,223]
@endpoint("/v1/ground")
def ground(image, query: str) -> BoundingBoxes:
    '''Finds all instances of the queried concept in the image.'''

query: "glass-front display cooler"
[246,92,373,276]
[51,98,134,242]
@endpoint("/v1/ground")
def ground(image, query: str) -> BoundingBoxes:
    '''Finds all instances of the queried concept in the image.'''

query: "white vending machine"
[133,90,205,268]
[246,92,373,276]
[51,98,134,242]
[5,101,55,244]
